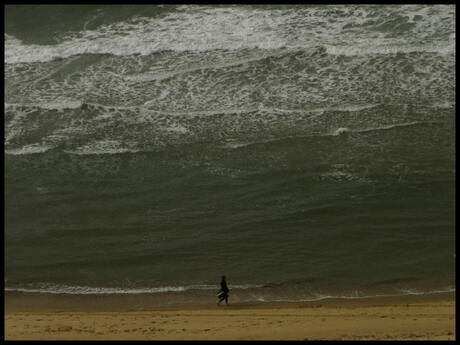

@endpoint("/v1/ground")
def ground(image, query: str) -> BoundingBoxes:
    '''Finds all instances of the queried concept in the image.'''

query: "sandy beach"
[5,292,455,340]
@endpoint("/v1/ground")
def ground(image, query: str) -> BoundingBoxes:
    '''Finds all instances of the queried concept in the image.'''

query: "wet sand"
[5,291,455,340]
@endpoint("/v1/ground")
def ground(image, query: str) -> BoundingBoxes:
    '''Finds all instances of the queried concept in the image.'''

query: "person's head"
[221,275,226,281]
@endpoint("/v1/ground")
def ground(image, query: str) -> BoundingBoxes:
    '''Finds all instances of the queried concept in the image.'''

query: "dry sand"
[5,292,455,340]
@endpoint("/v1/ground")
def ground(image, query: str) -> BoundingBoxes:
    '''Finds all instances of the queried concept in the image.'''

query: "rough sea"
[5,5,455,305]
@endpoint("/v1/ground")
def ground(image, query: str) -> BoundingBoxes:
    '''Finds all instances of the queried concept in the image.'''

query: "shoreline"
[5,288,454,312]
[5,291,455,340]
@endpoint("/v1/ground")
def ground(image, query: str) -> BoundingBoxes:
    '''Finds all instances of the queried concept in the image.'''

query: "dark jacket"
[220,280,229,293]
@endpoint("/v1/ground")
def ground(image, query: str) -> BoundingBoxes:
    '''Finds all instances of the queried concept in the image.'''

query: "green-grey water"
[5,5,455,304]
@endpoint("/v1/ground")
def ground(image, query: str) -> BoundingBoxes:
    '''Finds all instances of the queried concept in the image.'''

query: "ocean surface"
[5,5,455,306]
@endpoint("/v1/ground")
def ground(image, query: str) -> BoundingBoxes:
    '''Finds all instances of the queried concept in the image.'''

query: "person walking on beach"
[217,275,230,306]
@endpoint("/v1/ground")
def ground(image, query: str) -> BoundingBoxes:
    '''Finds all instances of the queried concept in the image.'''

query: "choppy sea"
[5,5,455,305]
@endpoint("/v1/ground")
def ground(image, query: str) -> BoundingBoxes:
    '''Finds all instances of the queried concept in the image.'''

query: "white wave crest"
[64,140,139,155]
[325,121,443,137]
[5,100,83,111]
[5,144,52,155]
[268,286,456,303]
[5,9,292,64]
[326,40,454,57]
[4,283,263,295]
[5,5,455,64]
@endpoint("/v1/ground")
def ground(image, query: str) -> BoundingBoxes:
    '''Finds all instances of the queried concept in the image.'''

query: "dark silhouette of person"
[217,275,229,306]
